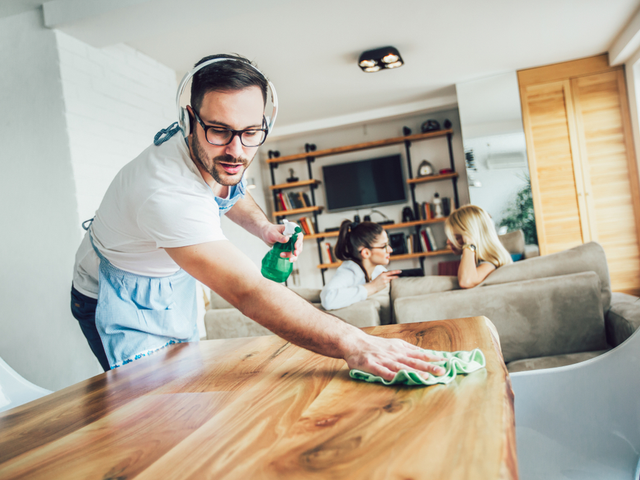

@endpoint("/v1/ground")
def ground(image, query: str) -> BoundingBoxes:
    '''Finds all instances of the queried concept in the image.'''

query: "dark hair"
[334,220,384,282]
[190,54,268,113]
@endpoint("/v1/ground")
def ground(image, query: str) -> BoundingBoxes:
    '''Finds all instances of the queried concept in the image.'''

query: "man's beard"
[191,136,250,187]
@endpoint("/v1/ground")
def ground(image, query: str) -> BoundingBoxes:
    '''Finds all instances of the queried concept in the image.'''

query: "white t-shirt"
[73,134,233,298]
[320,260,386,310]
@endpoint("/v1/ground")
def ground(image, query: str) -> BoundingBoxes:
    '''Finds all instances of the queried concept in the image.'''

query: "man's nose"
[225,135,244,159]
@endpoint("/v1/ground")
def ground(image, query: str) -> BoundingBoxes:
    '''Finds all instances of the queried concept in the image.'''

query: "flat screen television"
[322,154,406,212]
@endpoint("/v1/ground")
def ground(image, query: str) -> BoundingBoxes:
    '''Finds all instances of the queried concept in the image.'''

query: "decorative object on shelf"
[358,46,404,73]
[432,193,445,218]
[442,197,452,217]
[353,214,361,224]
[421,119,441,133]
[268,150,280,159]
[286,168,298,183]
[465,150,477,171]
[417,160,435,177]
[363,215,371,222]
[389,233,407,255]
[402,206,415,223]
[439,168,454,175]
[443,119,452,129]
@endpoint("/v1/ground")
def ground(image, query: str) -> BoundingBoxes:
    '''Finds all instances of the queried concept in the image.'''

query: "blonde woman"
[445,205,512,288]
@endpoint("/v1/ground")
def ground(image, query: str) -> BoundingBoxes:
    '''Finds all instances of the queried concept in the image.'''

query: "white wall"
[0,9,99,390]
[56,31,177,227]
[257,108,468,289]
[463,133,529,226]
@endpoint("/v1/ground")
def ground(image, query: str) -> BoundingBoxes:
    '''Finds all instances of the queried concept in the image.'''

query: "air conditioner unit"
[486,151,527,169]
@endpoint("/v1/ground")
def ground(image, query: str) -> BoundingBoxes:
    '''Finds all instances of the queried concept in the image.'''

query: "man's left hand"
[261,223,304,262]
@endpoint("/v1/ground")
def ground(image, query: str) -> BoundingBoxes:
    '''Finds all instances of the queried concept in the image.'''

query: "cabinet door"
[520,80,589,255]
[571,70,640,295]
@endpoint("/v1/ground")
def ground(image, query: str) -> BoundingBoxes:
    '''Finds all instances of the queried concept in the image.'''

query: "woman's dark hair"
[334,220,384,282]
[190,54,268,113]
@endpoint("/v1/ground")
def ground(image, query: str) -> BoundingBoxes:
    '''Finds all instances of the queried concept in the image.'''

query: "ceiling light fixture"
[358,46,404,73]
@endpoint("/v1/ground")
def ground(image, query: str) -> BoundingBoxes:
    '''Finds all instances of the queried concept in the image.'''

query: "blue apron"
[90,229,199,368]
[86,177,246,369]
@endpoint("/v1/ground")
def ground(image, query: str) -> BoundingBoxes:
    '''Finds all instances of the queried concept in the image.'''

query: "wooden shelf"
[269,179,321,191]
[267,129,453,165]
[407,172,459,185]
[272,206,323,218]
[303,217,447,241]
[317,249,455,269]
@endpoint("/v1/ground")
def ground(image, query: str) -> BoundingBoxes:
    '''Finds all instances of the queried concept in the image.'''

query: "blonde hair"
[445,205,512,268]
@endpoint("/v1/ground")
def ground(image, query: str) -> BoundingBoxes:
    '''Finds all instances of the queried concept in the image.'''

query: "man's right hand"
[343,333,446,381]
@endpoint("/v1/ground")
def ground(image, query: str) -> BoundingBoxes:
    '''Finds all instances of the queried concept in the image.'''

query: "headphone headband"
[176,56,278,137]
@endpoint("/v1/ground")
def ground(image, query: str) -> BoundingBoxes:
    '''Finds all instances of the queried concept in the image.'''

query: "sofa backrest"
[499,230,525,254]
[394,271,608,363]
[480,241,611,311]
[210,286,322,310]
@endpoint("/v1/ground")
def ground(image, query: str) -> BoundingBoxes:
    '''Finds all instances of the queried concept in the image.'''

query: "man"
[71,54,445,379]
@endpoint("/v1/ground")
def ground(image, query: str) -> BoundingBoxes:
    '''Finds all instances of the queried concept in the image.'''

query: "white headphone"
[175,56,279,138]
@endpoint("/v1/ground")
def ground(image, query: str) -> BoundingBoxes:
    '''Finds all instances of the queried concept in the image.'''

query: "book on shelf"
[406,234,413,254]
[425,226,438,251]
[275,191,314,212]
[419,198,452,220]
[420,230,431,252]
[321,242,336,264]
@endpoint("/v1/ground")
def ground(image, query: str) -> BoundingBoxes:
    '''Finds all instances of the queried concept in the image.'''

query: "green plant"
[500,175,538,245]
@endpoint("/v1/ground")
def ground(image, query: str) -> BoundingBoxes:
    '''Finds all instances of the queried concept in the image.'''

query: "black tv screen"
[323,154,406,211]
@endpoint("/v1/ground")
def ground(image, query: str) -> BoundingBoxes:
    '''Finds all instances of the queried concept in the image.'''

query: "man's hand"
[261,223,304,261]
[344,335,446,381]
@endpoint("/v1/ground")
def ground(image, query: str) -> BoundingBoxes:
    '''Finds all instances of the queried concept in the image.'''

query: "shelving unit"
[266,127,460,285]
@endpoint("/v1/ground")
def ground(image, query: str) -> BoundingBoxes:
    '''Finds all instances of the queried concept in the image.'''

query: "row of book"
[276,191,312,212]
[391,227,440,255]
[296,217,316,235]
[419,198,452,221]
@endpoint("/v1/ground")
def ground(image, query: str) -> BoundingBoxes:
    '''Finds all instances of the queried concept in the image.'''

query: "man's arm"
[165,241,445,380]
[226,192,302,259]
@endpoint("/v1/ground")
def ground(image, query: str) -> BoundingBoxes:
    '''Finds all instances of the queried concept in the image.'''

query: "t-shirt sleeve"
[320,265,368,310]
[137,188,227,248]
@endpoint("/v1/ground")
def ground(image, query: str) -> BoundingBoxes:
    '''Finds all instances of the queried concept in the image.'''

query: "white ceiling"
[17,0,640,133]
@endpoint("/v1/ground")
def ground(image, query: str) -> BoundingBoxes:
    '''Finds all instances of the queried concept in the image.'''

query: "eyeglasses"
[361,243,392,252]
[193,110,268,147]
[370,243,391,250]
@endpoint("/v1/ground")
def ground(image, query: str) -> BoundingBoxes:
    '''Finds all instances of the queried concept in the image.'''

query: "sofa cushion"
[369,284,391,325]
[506,350,609,373]
[394,271,608,363]
[321,299,380,328]
[480,242,611,311]
[204,308,273,339]
[391,276,459,303]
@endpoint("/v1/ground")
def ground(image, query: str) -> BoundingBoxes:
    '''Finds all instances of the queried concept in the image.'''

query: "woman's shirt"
[320,260,387,310]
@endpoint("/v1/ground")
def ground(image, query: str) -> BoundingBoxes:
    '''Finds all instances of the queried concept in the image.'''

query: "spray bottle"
[261,220,302,283]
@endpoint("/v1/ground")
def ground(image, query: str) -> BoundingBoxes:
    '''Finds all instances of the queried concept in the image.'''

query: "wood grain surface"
[0,317,517,480]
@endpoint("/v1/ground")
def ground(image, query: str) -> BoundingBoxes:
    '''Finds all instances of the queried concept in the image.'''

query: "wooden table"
[0,317,517,480]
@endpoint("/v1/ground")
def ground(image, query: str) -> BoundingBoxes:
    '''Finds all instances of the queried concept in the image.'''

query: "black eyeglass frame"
[192,109,269,147]
[359,243,392,254]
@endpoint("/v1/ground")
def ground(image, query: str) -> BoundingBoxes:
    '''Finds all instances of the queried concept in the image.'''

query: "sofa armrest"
[606,292,640,347]
[323,299,381,328]
[524,244,540,259]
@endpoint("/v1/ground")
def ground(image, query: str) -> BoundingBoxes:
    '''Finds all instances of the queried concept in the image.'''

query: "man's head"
[187,54,269,188]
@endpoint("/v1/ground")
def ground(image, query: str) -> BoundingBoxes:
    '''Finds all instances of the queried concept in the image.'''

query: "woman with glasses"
[445,205,512,288]
[320,220,400,311]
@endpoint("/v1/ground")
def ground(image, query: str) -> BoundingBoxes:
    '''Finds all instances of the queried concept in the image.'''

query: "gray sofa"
[204,241,639,373]
[392,242,640,372]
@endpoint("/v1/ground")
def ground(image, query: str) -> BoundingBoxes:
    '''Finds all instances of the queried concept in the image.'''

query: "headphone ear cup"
[179,107,191,137]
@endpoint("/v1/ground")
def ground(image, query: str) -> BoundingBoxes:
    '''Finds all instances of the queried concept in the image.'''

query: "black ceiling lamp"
[358,46,404,73]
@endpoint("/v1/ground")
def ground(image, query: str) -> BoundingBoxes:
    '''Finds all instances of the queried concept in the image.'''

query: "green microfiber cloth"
[349,348,486,386]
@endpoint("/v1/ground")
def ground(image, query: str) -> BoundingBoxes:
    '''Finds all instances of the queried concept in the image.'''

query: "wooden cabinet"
[519,54,640,295]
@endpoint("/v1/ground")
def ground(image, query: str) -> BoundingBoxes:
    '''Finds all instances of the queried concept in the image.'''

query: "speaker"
[389,233,407,255]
